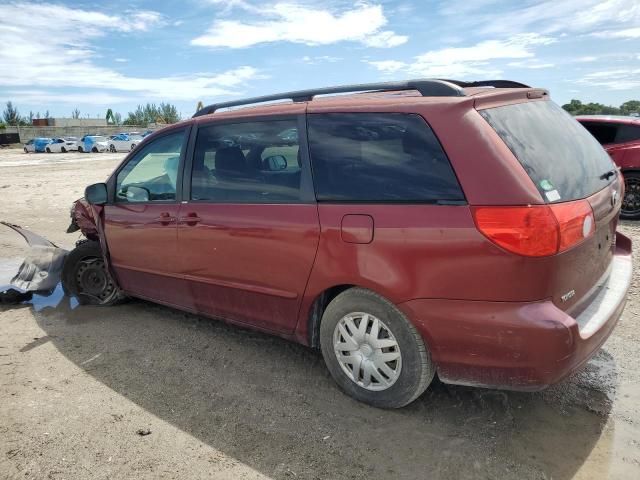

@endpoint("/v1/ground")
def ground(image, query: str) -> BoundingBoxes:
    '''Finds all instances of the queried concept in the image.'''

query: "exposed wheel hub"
[75,258,115,301]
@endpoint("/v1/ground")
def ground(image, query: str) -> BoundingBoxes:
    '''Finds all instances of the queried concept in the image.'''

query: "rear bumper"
[399,232,633,391]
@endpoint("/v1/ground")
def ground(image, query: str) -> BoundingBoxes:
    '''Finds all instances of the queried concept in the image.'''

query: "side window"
[581,122,618,145]
[191,119,302,203]
[615,124,640,144]
[116,129,186,202]
[307,113,464,202]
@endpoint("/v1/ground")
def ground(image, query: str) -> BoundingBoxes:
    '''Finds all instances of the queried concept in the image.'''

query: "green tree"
[123,102,180,126]
[2,101,22,125]
[621,100,640,115]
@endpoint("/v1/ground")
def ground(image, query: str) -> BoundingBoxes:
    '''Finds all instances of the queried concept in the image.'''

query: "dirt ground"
[0,148,639,480]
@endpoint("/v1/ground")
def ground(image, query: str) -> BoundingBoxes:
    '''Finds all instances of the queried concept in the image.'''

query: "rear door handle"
[155,212,176,225]
[179,213,202,226]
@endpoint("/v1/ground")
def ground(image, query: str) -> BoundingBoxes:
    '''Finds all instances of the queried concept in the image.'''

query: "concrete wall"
[4,125,147,142]
[49,118,108,127]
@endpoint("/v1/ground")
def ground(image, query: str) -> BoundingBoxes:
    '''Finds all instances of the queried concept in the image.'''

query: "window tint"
[616,124,640,143]
[480,102,615,203]
[191,120,302,203]
[307,113,463,202]
[116,129,186,202]
[580,122,618,145]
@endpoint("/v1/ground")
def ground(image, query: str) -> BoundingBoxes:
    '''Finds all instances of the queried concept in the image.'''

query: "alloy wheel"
[623,176,640,218]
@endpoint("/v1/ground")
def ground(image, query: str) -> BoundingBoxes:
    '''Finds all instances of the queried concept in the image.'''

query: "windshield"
[480,101,616,203]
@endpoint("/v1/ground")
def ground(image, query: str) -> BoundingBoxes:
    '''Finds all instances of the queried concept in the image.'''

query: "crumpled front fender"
[0,222,68,303]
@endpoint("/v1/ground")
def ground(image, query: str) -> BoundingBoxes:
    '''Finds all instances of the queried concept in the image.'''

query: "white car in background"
[46,137,78,153]
[108,133,143,152]
[78,135,109,153]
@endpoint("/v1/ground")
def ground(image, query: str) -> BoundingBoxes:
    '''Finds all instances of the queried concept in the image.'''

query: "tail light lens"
[472,200,595,257]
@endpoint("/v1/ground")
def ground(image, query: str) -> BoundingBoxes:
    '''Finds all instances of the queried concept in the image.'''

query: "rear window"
[480,101,615,203]
[307,113,464,202]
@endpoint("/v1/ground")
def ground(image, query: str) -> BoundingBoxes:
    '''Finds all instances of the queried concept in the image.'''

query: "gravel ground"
[0,148,639,479]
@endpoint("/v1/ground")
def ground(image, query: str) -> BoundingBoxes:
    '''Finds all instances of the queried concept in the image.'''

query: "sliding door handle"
[179,213,202,226]
[155,212,176,225]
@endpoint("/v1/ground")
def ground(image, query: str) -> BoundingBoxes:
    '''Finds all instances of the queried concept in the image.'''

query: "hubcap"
[333,312,402,391]
[623,177,640,216]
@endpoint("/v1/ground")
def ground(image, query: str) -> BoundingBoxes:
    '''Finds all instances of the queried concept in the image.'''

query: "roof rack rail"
[440,79,531,89]
[192,78,532,117]
[193,79,466,117]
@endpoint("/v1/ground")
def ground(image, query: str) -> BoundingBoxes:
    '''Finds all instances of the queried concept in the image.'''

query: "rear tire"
[320,288,434,408]
[78,146,84,153]
[62,240,125,306]
[92,147,98,153]
[61,147,67,153]
[621,171,640,220]
[109,144,116,153]
[131,143,136,151]
[46,147,51,153]
[24,147,28,153]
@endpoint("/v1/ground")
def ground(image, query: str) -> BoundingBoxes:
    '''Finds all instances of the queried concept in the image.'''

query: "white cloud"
[474,0,640,36]
[507,60,555,69]
[579,68,640,90]
[592,27,640,39]
[301,55,342,64]
[367,33,554,78]
[114,58,129,63]
[0,2,263,103]
[191,3,407,48]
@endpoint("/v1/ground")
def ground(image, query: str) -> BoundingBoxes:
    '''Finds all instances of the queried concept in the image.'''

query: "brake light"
[472,200,595,257]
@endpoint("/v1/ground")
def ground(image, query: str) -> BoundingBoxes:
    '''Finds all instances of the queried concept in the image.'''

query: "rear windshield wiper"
[600,170,616,180]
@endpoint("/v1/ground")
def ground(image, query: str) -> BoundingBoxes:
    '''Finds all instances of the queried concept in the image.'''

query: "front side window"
[307,113,463,202]
[116,129,186,202]
[191,119,302,202]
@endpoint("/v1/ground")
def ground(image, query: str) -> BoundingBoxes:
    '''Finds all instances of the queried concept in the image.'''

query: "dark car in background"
[62,79,632,408]
[577,115,640,219]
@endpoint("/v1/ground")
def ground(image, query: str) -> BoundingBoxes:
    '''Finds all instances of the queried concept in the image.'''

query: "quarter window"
[580,122,618,145]
[116,129,186,202]
[191,120,302,203]
[616,124,640,143]
[307,113,463,202]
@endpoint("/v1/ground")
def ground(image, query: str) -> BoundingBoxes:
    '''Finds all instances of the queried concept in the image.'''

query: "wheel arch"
[305,284,355,349]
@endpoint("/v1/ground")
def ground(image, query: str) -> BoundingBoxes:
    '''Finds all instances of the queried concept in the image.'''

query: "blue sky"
[1,0,639,119]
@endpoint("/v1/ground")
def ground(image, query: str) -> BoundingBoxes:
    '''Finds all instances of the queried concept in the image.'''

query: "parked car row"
[23,132,148,154]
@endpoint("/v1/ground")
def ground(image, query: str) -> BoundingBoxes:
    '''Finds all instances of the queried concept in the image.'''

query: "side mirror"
[84,182,108,205]
[264,155,287,171]
[124,185,150,202]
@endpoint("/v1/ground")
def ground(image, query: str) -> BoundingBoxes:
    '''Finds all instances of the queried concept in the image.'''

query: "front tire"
[92,147,98,153]
[24,147,28,153]
[46,147,51,153]
[62,241,125,306]
[621,171,640,220]
[320,288,434,408]
[61,147,67,153]
[131,143,136,151]
[78,146,84,153]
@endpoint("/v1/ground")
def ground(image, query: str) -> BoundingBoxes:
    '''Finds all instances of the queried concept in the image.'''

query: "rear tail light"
[472,200,595,257]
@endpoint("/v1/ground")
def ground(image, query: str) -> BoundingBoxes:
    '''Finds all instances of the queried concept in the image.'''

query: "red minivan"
[63,79,632,408]
[576,115,640,219]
